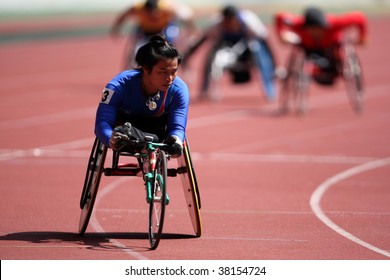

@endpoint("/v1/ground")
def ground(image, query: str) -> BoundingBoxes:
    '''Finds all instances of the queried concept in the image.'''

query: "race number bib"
[100,88,114,104]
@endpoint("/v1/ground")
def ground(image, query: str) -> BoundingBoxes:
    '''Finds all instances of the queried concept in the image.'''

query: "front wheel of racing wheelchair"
[279,47,311,115]
[341,41,364,114]
[79,137,107,235]
[78,136,202,249]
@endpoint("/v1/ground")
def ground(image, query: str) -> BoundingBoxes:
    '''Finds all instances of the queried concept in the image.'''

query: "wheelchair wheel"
[280,49,310,115]
[79,137,107,234]
[292,53,310,115]
[208,48,225,101]
[148,149,168,250]
[177,138,202,237]
[279,63,295,114]
[343,43,364,113]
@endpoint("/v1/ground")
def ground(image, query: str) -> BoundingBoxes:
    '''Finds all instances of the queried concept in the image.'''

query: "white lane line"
[310,157,390,258]
[202,237,306,242]
[0,107,96,130]
[1,144,378,166]
[309,84,390,108]
[89,177,150,260]
[201,153,377,165]
[0,138,94,162]
[187,110,250,128]
[95,208,390,216]
[0,107,246,132]
[1,67,104,90]
[2,83,389,132]
[0,245,93,248]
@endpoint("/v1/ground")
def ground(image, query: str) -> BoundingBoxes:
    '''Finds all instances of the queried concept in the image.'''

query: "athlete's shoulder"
[171,75,188,90]
[170,76,189,103]
[107,70,141,88]
[239,9,258,19]
[330,11,367,25]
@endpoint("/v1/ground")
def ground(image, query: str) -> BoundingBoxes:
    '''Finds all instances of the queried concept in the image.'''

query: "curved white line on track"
[310,157,390,258]
[89,177,150,260]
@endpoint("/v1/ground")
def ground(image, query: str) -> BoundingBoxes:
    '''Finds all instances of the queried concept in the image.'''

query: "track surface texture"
[1,14,389,260]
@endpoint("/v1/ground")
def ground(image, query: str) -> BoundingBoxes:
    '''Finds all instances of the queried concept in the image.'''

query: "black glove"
[109,123,132,150]
[165,135,183,157]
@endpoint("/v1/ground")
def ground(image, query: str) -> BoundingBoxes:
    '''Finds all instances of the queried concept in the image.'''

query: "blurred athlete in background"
[275,6,367,85]
[111,0,196,70]
[183,5,278,102]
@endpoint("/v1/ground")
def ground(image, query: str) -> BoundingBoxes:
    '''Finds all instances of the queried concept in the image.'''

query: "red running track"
[0,15,389,260]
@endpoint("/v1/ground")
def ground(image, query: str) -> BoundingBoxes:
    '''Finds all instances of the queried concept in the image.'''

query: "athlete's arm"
[274,12,303,43]
[166,80,189,142]
[95,86,121,147]
[111,6,137,36]
[333,12,368,44]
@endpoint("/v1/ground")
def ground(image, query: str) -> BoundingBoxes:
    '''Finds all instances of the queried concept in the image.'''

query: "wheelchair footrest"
[167,167,187,177]
[176,166,187,174]
[167,168,178,177]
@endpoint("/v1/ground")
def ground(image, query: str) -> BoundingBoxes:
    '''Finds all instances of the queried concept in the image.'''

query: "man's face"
[222,15,241,32]
[144,58,179,93]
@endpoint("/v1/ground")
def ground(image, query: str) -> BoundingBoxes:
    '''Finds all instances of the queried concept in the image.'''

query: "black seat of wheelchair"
[229,68,251,83]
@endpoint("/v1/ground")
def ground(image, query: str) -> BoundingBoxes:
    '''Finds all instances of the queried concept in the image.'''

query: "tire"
[208,48,225,101]
[343,44,364,113]
[279,49,310,115]
[79,138,107,234]
[292,54,310,115]
[148,150,167,249]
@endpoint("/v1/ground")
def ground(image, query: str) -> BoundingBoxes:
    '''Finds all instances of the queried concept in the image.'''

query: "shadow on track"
[0,231,197,252]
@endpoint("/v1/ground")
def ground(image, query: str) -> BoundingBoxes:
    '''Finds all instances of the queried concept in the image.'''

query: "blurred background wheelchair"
[278,29,364,115]
[206,39,255,101]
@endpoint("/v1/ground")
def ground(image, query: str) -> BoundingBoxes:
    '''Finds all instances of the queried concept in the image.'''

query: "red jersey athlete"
[275,7,367,83]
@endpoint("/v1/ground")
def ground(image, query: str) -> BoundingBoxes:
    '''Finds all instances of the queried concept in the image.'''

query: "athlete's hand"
[109,123,132,150]
[165,135,183,158]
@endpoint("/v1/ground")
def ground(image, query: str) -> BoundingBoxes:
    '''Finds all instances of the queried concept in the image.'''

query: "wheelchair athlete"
[183,5,277,101]
[111,0,196,70]
[95,34,189,157]
[275,6,367,85]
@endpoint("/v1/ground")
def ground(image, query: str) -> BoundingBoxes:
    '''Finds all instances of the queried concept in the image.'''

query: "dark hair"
[135,34,182,70]
[304,7,328,28]
[144,0,158,11]
[222,5,238,18]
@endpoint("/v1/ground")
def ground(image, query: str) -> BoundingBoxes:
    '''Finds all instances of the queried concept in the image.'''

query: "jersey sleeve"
[240,10,268,39]
[94,85,122,147]
[333,12,368,44]
[166,79,189,142]
[274,12,303,43]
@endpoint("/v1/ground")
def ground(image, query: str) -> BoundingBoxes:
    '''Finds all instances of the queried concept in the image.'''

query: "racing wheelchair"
[205,39,255,101]
[78,134,201,250]
[279,30,364,115]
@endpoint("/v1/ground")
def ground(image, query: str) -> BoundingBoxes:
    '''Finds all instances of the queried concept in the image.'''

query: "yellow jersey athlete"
[111,0,195,69]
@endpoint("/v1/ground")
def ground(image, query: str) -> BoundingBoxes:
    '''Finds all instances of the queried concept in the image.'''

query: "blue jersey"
[95,69,189,147]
